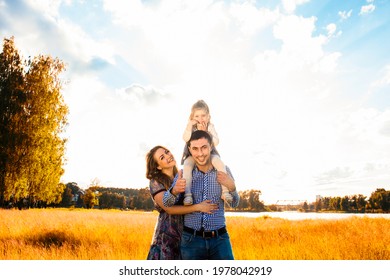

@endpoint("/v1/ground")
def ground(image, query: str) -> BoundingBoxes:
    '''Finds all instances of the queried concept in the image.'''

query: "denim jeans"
[180,231,234,260]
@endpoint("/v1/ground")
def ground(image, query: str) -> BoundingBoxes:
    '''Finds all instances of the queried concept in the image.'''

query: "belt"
[183,226,227,238]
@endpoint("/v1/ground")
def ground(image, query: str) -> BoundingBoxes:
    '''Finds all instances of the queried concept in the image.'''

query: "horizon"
[1,0,389,205]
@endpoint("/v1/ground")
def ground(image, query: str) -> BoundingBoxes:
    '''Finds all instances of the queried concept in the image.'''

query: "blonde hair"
[189,99,210,120]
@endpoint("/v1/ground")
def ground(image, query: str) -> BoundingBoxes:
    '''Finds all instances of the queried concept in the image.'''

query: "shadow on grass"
[27,230,81,249]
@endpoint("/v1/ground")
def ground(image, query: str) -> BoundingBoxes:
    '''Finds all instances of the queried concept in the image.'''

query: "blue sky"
[1,0,389,204]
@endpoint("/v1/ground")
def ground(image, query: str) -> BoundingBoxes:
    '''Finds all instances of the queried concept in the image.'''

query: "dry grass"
[0,208,154,260]
[1,209,389,260]
[228,215,390,260]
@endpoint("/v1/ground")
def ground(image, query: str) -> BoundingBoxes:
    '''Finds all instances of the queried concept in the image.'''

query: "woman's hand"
[171,170,185,196]
[195,200,218,214]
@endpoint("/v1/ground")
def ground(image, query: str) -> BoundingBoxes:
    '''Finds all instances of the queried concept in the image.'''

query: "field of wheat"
[0,208,389,260]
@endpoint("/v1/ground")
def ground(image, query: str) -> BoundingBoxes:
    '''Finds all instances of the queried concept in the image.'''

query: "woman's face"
[154,148,176,171]
[192,109,210,125]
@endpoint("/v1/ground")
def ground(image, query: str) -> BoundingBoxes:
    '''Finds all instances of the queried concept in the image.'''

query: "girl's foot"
[221,191,233,206]
[184,193,193,205]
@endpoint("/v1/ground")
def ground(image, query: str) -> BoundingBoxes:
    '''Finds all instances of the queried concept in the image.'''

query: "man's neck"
[196,163,213,173]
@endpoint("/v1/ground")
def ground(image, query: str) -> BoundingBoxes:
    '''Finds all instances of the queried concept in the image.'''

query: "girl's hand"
[196,121,207,131]
[189,119,198,127]
[217,171,236,192]
[196,200,218,214]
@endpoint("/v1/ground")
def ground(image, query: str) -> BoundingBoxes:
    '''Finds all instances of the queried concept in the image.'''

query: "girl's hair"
[146,145,178,189]
[189,99,210,120]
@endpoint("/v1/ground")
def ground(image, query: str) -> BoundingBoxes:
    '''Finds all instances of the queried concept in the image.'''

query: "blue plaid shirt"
[163,166,239,231]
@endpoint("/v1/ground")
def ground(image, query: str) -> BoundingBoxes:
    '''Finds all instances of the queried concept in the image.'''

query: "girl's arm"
[208,122,220,146]
[154,191,217,215]
[183,119,196,142]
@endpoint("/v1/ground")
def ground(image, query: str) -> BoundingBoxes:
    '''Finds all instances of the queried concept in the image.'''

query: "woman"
[145,145,217,260]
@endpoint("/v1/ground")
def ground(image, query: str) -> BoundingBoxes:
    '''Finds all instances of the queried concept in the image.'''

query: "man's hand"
[217,171,236,192]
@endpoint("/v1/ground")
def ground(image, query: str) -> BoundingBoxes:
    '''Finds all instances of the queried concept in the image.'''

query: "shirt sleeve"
[183,120,194,142]
[162,173,180,207]
[208,122,219,147]
[226,166,240,208]
[149,179,166,198]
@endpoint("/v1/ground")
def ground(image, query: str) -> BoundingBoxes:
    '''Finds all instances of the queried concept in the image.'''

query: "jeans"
[180,231,234,260]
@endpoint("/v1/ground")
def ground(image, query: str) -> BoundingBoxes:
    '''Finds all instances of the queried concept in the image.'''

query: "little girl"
[181,100,233,206]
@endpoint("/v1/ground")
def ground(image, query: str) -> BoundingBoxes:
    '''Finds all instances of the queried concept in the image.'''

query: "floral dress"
[147,179,183,260]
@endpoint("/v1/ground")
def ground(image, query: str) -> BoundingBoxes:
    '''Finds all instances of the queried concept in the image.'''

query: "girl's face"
[154,148,176,172]
[192,109,210,125]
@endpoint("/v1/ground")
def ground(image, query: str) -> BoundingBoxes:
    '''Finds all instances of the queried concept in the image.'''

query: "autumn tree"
[369,188,390,212]
[83,189,100,209]
[0,37,25,206]
[0,37,68,207]
[236,189,264,211]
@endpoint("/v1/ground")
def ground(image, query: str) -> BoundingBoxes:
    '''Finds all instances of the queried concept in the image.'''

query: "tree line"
[55,182,266,212]
[267,188,390,213]
[308,188,390,213]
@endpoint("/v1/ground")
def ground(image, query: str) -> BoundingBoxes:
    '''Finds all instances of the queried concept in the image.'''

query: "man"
[163,130,240,260]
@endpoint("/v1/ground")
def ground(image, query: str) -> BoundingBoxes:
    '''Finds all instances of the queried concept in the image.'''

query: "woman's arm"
[154,191,217,215]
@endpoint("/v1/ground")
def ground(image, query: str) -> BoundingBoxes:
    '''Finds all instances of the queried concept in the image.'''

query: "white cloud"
[359,3,375,15]
[338,10,352,20]
[1,0,115,78]
[326,23,337,36]
[229,2,280,36]
[281,0,310,14]
[272,15,335,72]
[117,84,171,105]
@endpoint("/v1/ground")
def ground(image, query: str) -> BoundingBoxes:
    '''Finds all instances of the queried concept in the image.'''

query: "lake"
[226,211,390,220]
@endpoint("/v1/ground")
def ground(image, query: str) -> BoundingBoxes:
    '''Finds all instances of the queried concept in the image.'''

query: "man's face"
[188,137,211,167]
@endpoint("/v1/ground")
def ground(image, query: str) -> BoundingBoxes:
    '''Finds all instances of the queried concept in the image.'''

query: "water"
[226,211,390,220]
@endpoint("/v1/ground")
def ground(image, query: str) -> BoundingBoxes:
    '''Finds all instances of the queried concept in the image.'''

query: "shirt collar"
[193,165,216,174]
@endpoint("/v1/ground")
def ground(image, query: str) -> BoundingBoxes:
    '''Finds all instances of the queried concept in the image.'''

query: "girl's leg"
[183,156,195,205]
[211,155,233,204]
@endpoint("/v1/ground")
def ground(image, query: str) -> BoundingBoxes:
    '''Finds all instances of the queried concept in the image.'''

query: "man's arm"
[217,167,240,208]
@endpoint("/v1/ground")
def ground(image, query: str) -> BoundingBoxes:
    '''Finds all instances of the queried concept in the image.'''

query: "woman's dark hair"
[146,145,178,189]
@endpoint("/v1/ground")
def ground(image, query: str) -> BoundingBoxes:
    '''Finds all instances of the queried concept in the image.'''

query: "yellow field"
[0,209,389,260]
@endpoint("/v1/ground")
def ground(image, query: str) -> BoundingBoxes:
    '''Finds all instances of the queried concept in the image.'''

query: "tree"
[247,189,265,211]
[0,37,26,207]
[329,197,341,211]
[356,194,367,213]
[369,188,390,212]
[0,37,68,207]
[83,189,99,209]
[237,190,249,210]
[340,196,350,212]
[302,201,309,212]
[60,185,73,207]
[315,198,323,212]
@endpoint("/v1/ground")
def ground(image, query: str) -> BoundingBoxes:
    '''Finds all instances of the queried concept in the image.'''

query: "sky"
[1,0,389,204]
